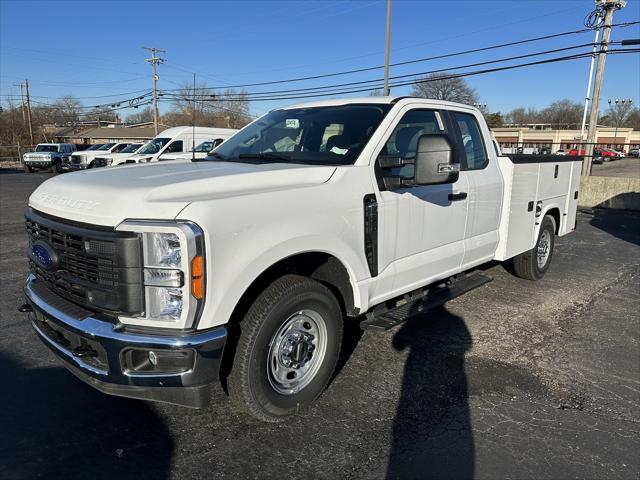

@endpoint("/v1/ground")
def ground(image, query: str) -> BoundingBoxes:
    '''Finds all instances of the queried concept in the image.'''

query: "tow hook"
[18,303,33,313]
[72,346,98,358]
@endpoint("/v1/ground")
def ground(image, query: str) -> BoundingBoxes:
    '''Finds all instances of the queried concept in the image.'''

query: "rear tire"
[512,215,555,281]
[228,274,343,422]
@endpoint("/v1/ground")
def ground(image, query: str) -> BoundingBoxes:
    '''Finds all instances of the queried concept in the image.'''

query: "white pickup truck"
[22,97,581,422]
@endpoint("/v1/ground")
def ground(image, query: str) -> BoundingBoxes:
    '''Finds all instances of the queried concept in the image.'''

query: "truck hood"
[29,161,336,226]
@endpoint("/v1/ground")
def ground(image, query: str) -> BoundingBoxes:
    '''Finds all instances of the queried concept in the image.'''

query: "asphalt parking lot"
[0,171,638,480]
[592,157,640,178]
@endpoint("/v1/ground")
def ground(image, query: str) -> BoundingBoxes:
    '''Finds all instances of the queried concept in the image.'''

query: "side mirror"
[414,134,459,185]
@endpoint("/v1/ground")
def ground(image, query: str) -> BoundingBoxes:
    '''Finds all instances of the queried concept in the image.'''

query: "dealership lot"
[0,172,638,479]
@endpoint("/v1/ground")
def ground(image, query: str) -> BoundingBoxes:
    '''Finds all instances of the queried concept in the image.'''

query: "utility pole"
[583,0,625,176]
[14,83,26,126]
[24,79,34,145]
[383,0,392,96]
[143,46,166,136]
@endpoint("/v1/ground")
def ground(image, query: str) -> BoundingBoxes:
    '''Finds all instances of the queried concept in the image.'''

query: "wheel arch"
[219,250,358,391]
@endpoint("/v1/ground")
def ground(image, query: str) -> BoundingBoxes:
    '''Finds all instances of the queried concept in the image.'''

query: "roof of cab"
[281,96,481,113]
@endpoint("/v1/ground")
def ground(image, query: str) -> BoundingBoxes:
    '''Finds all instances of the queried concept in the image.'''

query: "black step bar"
[360,273,492,332]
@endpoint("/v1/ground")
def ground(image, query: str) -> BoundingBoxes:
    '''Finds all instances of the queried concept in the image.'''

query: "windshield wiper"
[237,152,294,163]
[193,151,227,162]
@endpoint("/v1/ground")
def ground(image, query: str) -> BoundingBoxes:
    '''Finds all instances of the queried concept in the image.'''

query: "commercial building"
[492,126,640,154]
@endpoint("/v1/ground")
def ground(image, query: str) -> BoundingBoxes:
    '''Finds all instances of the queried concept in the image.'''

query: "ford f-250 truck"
[21,97,581,422]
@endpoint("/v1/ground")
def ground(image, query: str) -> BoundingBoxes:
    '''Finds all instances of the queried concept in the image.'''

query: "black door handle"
[448,192,468,201]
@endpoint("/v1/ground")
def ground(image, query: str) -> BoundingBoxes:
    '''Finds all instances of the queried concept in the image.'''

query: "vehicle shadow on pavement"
[588,208,640,247]
[387,305,474,480]
[0,352,173,480]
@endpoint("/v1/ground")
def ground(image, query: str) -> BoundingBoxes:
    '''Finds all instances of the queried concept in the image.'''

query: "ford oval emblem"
[29,240,59,271]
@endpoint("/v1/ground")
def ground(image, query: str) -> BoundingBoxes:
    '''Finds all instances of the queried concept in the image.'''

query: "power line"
[157,21,640,92]
[162,42,603,100]
[160,49,638,103]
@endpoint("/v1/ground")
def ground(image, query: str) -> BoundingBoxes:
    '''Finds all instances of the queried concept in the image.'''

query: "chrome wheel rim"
[537,230,551,268]
[267,309,327,395]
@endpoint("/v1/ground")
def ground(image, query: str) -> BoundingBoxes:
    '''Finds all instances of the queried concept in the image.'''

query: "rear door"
[448,110,503,269]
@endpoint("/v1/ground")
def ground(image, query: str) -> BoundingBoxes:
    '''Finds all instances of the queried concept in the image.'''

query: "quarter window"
[453,112,488,170]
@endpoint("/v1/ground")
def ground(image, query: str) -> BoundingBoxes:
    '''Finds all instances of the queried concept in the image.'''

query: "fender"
[200,235,369,329]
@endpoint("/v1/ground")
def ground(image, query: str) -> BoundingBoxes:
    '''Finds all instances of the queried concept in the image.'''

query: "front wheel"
[23,164,34,173]
[511,215,555,281]
[228,275,343,422]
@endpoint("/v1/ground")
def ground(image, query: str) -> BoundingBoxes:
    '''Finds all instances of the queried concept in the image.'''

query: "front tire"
[23,164,34,173]
[228,275,343,422]
[511,215,555,280]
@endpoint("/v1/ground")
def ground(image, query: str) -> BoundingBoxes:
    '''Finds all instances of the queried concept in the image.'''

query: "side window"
[212,138,225,149]
[165,140,183,153]
[382,109,445,178]
[113,143,128,153]
[453,112,488,170]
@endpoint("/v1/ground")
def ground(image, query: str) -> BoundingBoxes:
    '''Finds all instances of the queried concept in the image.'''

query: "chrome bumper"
[24,274,226,408]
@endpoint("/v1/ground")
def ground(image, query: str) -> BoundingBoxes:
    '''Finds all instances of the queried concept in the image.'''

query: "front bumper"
[24,274,226,408]
[24,160,53,168]
[63,163,87,171]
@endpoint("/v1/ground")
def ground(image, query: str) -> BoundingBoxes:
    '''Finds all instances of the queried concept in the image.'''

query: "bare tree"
[540,99,583,128]
[411,73,478,105]
[600,101,635,128]
[165,81,252,129]
[626,107,640,130]
[125,107,154,125]
[368,88,384,96]
[505,107,540,125]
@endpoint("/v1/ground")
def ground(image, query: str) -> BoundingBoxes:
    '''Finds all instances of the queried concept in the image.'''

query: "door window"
[164,140,183,153]
[452,112,488,170]
[382,109,445,177]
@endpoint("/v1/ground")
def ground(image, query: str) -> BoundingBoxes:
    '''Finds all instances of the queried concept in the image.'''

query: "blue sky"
[1,0,639,118]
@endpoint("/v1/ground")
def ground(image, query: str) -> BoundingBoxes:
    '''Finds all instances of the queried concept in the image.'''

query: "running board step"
[360,273,492,332]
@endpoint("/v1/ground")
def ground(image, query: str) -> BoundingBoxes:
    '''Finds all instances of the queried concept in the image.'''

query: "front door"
[374,106,469,299]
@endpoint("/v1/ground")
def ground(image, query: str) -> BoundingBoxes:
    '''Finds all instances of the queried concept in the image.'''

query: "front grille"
[71,155,83,164]
[26,209,143,316]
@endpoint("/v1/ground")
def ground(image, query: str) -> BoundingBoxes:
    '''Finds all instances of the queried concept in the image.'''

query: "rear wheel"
[511,215,555,281]
[228,274,343,422]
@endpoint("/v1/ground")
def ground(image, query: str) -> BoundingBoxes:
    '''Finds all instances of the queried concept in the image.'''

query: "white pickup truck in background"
[22,97,581,422]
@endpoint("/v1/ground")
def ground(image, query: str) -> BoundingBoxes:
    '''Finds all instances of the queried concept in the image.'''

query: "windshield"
[98,143,116,151]
[120,143,143,153]
[210,104,392,165]
[138,137,170,154]
[35,145,58,152]
[86,144,105,151]
[191,141,214,153]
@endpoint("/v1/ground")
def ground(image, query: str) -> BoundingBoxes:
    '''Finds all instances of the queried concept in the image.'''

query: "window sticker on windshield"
[285,119,300,129]
[435,111,445,131]
[330,146,348,155]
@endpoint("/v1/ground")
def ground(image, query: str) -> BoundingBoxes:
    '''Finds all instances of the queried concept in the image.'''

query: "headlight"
[115,220,205,329]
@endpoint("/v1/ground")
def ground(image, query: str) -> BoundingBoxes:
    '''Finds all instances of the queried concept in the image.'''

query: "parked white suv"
[23,97,581,421]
